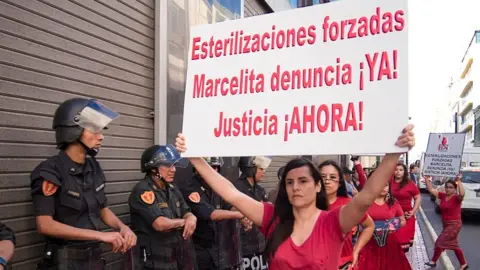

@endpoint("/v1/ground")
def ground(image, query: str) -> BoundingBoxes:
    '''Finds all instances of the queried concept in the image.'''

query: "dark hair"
[444,180,457,189]
[264,158,328,259]
[395,163,410,188]
[386,182,395,207]
[365,169,395,207]
[318,160,348,198]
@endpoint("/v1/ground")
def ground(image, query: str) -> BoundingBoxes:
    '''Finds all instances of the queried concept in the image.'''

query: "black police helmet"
[277,166,285,181]
[141,144,187,173]
[53,98,91,149]
[237,156,255,177]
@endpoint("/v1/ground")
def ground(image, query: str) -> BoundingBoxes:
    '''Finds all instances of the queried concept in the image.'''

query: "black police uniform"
[129,175,196,270]
[181,175,242,270]
[31,151,108,269]
[233,178,268,264]
[31,98,123,270]
[0,221,15,269]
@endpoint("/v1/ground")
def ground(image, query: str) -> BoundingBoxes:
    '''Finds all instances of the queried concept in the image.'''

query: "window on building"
[476,31,480,43]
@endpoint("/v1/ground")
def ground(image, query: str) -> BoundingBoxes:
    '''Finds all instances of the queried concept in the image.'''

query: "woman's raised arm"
[176,134,265,227]
[339,124,415,234]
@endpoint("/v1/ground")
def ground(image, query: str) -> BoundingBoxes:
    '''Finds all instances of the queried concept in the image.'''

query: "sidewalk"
[406,220,431,270]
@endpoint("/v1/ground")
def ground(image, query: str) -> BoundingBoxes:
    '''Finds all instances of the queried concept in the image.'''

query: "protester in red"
[390,163,421,252]
[175,124,415,269]
[425,175,468,270]
[352,156,367,190]
[318,160,374,269]
[357,180,411,270]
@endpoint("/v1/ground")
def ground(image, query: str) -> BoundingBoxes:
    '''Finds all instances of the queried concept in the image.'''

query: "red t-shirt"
[260,202,345,270]
[367,200,404,221]
[390,180,420,211]
[438,192,462,221]
[329,196,368,264]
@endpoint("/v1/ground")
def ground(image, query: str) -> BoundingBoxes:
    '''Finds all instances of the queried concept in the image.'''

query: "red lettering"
[208,36,215,58]
[331,103,344,132]
[365,53,378,82]
[281,70,290,90]
[382,12,393,33]
[191,37,201,60]
[289,107,302,135]
[316,104,329,132]
[370,7,381,35]
[303,106,315,133]
[261,32,270,51]
[394,10,405,31]
[276,30,286,49]
[297,27,306,46]
[347,19,357,39]
[215,40,223,57]
[378,51,392,80]
[325,66,335,86]
[307,25,316,44]
[253,116,262,135]
[193,74,205,98]
[344,103,358,131]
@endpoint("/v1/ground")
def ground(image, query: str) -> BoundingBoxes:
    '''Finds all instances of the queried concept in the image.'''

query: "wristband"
[0,257,6,267]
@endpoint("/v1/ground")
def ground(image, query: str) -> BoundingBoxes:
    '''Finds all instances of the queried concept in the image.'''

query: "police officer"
[30,98,137,269]
[181,157,247,270]
[233,156,272,270]
[267,166,284,203]
[129,144,197,270]
[0,221,15,270]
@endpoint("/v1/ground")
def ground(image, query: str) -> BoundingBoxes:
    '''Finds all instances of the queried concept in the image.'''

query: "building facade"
[448,30,480,148]
[0,0,295,269]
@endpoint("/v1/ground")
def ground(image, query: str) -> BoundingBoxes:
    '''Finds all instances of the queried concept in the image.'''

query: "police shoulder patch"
[188,192,200,203]
[140,191,155,205]
[42,180,58,196]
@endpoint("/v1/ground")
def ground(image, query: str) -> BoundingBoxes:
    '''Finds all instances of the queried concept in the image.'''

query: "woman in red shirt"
[357,180,410,270]
[174,124,415,269]
[390,163,421,252]
[424,176,468,269]
[318,160,374,269]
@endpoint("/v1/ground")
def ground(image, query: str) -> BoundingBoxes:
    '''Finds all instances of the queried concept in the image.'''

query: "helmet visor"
[75,100,120,133]
[204,157,224,167]
[151,144,189,168]
[253,156,272,170]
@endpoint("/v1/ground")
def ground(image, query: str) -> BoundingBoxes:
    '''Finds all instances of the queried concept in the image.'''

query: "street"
[420,193,480,269]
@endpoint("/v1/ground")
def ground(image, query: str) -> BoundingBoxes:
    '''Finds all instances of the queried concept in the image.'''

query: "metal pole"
[454,112,458,133]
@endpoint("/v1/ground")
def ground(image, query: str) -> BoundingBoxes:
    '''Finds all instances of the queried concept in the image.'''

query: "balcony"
[459,100,473,116]
[459,72,473,98]
[459,111,474,133]
[460,58,473,79]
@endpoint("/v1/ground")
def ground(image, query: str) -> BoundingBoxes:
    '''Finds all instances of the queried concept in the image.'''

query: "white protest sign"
[423,133,466,177]
[181,0,409,157]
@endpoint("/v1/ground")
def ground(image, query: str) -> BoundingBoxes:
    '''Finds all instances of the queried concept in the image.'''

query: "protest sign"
[423,133,466,177]
[181,0,409,157]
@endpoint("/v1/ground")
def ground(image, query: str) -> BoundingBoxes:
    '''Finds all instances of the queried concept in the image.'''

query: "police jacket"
[0,221,16,246]
[233,176,268,256]
[30,151,108,243]
[129,175,195,269]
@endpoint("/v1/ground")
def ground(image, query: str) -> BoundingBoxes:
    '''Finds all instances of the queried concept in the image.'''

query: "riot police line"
[20,98,276,270]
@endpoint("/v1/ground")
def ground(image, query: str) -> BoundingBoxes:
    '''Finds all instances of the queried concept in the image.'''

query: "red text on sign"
[322,7,405,43]
[193,69,265,98]
[191,25,317,60]
[213,109,279,138]
[365,50,398,82]
[271,59,352,92]
[284,102,364,141]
